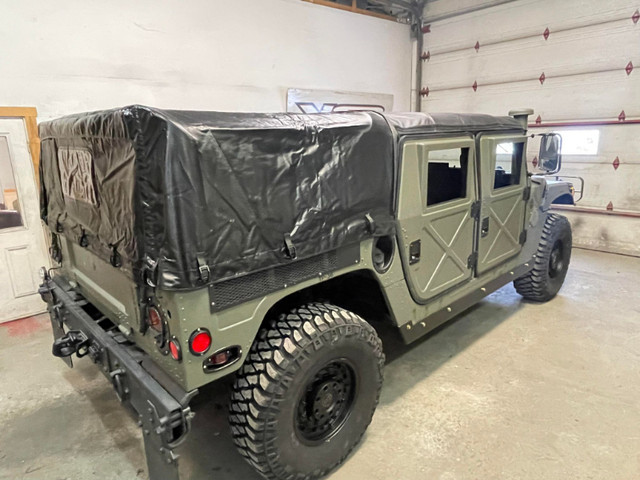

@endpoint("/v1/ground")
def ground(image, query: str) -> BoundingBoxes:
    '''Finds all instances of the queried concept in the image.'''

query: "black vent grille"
[208,245,359,313]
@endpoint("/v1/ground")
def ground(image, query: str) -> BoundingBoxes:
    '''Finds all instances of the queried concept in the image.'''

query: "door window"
[0,136,23,229]
[425,147,469,207]
[494,142,524,190]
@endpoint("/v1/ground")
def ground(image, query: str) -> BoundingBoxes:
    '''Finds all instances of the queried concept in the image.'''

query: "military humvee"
[38,106,573,480]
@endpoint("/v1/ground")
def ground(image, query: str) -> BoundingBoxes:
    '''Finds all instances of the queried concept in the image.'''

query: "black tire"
[514,213,572,302]
[229,302,384,480]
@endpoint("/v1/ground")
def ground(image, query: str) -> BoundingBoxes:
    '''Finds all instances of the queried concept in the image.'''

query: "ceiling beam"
[301,0,398,21]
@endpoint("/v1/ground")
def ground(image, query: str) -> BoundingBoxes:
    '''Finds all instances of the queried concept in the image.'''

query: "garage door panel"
[424,72,639,121]
[525,126,640,158]
[525,123,640,211]
[422,0,639,256]
[425,0,637,50]
[426,27,638,90]
[547,165,640,211]
[561,210,640,256]
[527,124,640,154]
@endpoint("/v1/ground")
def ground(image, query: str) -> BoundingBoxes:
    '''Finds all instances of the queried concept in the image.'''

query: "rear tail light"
[203,346,241,372]
[169,337,182,361]
[148,307,163,333]
[210,350,229,365]
[148,306,168,349]
[189,328,212,355]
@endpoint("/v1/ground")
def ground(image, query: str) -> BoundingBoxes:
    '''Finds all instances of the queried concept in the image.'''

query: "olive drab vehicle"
[38,106,574,480]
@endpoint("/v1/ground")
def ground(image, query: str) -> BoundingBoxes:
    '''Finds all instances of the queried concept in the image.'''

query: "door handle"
[409,240,421,265]
[481,217,490,237]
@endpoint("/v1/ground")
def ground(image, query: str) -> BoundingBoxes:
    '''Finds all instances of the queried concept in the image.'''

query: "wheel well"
[261,269,395,328]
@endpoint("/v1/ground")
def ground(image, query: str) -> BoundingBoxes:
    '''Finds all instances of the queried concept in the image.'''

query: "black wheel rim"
[295,359,356,444]
[549,240,564,279]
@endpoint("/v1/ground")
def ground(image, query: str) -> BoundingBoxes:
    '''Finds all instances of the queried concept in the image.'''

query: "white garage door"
[420,0,640,256]
[0,117,50,323]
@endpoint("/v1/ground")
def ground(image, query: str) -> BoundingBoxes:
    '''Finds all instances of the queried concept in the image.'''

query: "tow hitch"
[52,330,89,358]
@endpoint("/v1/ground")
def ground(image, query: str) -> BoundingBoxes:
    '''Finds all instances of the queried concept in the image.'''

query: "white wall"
[2,0,412,120]
[421,0,640,256]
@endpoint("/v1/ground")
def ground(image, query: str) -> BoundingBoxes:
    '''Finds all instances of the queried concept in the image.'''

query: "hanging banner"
[287,88,394,114]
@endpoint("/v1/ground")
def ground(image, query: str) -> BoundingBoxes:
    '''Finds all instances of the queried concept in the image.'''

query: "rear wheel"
[514,213,572,302]
[229,302,384,480]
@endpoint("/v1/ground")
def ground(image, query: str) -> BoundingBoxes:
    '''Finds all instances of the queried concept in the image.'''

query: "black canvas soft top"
[39,105,523,290]
[384,111,523,135]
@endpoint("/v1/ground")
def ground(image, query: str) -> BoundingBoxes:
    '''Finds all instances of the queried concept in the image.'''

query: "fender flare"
[542,180,574,209]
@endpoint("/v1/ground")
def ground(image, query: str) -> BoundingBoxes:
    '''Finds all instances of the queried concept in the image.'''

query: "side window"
[0,136,24,229]
[426,147,469,207]
[494,142,524,189]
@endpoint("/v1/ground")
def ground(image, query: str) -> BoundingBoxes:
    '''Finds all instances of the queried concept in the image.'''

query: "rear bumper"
[39,274,197,480]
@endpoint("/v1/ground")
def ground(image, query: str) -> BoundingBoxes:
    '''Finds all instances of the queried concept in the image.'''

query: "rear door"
[397,136,478,302]
[476,134,529,274]
[0,117,50,322]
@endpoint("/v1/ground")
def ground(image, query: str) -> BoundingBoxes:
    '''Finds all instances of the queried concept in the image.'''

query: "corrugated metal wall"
[421,0,640,256]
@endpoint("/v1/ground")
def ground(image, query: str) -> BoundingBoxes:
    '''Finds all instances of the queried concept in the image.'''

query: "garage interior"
[1,0,639,479]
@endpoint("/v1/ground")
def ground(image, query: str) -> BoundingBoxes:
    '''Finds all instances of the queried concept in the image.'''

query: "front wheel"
[514,213,572,302]
[229,302,384,480]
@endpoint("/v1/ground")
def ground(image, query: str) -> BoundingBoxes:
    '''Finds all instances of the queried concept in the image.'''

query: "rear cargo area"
[39,106,396,290]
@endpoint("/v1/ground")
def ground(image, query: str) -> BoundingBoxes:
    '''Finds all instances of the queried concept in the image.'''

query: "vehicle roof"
[39,106,524,139]
[382,112,524,135]
[151,109,524,135]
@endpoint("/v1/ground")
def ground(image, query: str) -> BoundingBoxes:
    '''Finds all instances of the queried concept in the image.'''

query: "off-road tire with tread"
[514,213,572,302]
[229,302,385,480]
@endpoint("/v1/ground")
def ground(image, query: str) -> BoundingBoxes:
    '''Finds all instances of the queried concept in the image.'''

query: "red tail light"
[148,307,163,332]
[189,328,211,355]
[148,306,168,349]
[169,337,182,361]
[203,346,241,372]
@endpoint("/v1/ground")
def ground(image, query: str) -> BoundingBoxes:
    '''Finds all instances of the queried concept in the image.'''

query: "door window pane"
[494,142,523,189]
[426,147,469,206]
[0,136,23,229]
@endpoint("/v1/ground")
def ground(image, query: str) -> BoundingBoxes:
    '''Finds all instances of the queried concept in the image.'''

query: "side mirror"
[538,133,562,174]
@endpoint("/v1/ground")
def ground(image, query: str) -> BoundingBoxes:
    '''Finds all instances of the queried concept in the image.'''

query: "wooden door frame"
[0,107,39,183]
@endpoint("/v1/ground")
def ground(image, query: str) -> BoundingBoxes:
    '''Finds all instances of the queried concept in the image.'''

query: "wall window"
[0,136,23,229]
[556,129,600,155]
[426,148,469,206]
[494,142,524,189]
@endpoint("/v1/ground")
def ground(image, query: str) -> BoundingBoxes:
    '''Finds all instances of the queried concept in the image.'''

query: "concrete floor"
[1,248,639,480]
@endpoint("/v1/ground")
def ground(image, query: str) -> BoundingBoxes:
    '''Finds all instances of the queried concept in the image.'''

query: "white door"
[0,118,50,323]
